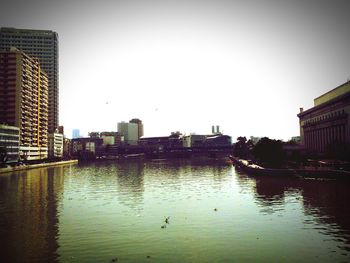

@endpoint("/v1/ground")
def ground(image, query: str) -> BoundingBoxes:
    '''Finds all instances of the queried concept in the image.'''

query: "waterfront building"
[0,27,59,133]
[48,132,63,159]
[88,131,122,146]
[0,124,20,164]
[183,134,207,147]
[71,137,103,156]
[118,122,139,145]
[298,80,350,155]
[183,133,232,148]
[63,137,71,159]
[100,132,121,145]
[88,132,100,138]
[139,134,183,150]
[205,134,232,146]
[0,47,48,160]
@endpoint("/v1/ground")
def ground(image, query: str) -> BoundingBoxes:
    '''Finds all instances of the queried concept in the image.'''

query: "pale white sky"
[1,0,350,140]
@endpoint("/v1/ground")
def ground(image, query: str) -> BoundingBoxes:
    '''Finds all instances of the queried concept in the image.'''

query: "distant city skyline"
[1,0,350,140]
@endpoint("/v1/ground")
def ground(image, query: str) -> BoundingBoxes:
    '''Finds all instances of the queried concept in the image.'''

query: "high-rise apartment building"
[0,47,48,160]
[0,27,59,132]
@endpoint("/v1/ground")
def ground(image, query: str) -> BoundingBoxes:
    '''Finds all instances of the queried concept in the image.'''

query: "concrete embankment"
[0,160,78,174]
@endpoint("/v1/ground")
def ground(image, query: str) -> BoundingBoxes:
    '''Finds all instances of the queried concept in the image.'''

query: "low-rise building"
[183,134,232,147]
[71,137,103,156]
[48,133,63,159]
[205,134,232,146]
[139,134,183,151]
[0,124,20,164]
[63,137,71,159]
[290,136,301,144]
[100,132,121,146]
[183,134,207,147]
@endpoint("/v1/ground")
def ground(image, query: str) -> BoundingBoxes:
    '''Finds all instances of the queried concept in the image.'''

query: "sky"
[1,0,350,140]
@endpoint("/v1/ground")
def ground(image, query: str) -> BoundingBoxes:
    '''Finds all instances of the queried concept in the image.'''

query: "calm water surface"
[0,159,350,262]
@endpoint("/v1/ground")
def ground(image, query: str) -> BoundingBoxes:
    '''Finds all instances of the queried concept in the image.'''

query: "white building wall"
[19,146,48,161]
[48,133,63,158]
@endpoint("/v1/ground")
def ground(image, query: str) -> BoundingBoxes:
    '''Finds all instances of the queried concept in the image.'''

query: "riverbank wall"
[0,160,78,174]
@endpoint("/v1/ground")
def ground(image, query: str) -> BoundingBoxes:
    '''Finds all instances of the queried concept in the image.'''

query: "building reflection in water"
[115,160,145,210]
[234,169,350,251]
[0,166,64,262]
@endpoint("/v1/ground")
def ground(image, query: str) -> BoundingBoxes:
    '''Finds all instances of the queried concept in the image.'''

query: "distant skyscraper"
[118,122,139,145]
[0,27,59,133]
[129,118,144,138]
[72,129,80,139]
[0,47,48,160]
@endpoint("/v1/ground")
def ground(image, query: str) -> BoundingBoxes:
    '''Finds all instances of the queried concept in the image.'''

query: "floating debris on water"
[214,208,218,211]
[111,257,118,262]
[165,216,170,224]
[161,224,166,229]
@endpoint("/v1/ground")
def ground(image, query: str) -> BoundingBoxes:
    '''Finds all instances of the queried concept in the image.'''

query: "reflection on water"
[0,160,350,262]
[243,173,350,255]
[0,166,64,262]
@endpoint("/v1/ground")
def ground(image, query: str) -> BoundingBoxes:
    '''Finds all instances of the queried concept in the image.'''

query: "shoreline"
[0,159,78,174]
[229,155,350,179]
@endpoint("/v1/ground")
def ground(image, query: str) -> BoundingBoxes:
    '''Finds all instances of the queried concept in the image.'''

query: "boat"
[229,155,350,179]
[229,155,296,176]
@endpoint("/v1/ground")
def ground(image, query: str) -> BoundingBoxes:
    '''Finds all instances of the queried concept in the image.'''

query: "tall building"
[298,80,350,155]
[0,27,59,132]
[129,118,144,138]
[118,122,139,145]
[0,47,48,160]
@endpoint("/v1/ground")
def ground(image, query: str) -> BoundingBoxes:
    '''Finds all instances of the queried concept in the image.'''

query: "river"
[0,158,349,262]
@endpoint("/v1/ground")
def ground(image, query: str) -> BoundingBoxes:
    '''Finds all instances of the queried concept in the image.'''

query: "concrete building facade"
[0,27,59,133]
[298,81,350,155]
[0,47,48,160]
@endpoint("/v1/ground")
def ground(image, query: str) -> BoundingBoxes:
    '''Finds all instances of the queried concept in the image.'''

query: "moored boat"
[229,155,350,179]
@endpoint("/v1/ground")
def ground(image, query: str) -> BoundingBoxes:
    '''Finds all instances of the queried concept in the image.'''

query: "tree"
[234,136,249,158]
[252,137,284,167]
